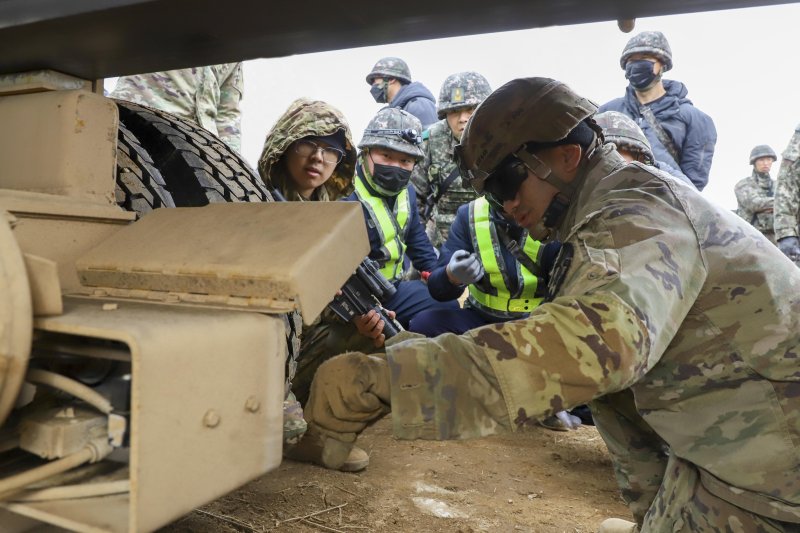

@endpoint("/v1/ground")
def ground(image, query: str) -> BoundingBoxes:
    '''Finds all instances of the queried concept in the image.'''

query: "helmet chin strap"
[514,132,602,237]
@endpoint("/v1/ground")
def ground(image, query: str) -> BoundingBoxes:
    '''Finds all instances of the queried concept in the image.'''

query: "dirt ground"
[161,416,632,533]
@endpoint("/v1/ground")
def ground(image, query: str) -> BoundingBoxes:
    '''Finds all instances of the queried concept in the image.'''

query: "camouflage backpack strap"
[433,167,461,204]
[639,104,681,163]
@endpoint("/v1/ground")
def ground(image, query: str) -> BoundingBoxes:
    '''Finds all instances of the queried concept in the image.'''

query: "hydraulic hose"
[10,479,129,502]
[25,368,112,414]
[0,437,113,501]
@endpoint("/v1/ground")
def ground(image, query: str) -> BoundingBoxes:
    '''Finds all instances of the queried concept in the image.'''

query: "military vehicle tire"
[115,101,273,206]
[115,123,176,218]
[114,101,299,377]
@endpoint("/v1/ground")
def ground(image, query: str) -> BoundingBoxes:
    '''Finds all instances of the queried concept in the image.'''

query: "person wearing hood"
[341,107,458,329]
[366,57,438,129]
[598,31,717,191]
[735,145,778,243]
[257,98,391,472]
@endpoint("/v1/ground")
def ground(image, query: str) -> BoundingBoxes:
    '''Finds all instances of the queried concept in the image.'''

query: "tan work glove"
[303,352,392,469]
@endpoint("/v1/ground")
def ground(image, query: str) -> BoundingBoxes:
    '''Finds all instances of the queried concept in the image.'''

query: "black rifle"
[270,189,402,338]
[328,258,402,338]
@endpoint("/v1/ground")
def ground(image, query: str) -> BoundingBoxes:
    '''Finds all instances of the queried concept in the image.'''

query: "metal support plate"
[77,202,369,324]
[1,297,286,532]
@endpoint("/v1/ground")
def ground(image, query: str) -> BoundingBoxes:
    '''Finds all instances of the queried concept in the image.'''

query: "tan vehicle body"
[0,1,789,531]
[0,71,367,531]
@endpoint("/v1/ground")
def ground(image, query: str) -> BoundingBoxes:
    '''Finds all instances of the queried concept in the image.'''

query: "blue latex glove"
[446,250,484,285]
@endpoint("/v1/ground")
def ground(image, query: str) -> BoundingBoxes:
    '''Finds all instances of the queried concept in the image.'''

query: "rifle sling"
[432,167,462,205]
[639,104,681,164]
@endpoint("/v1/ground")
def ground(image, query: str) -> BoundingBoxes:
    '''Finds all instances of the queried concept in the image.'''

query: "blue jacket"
[390,81,437,129]
[428,203,561,307]
[599,80,717,191]
[342,168,439,277]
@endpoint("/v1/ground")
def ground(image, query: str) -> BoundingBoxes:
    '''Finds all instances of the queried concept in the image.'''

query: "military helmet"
[594,111,654,164]
[456,77,598,192]
[359,107,424,159]
[365,57,412,85]
[749,144,777,165]
[437,71,492,119]
[619,31,673,71]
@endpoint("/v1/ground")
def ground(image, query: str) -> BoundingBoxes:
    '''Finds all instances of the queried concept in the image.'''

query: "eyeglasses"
[293,140,344,165]
[482,157,530,208]
[363,128,422,146]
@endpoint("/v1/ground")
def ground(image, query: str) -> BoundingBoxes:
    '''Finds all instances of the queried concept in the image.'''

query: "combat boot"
[597,518,637,533]
[284,425,369,472]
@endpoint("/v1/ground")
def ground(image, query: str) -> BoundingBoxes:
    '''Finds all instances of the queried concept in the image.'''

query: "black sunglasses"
[483,157,530,208]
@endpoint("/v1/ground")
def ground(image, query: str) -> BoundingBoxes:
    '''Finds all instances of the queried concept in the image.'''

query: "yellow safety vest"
[468,197,544,314]
[354,175,410,282]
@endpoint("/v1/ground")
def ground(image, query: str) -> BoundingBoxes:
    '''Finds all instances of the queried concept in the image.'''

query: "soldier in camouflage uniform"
[412,72,492,246]
[112,63,243,151]
[774,125,800,261]
[735,145,778,243]
[295,78,800,532]
[257,98,382,472]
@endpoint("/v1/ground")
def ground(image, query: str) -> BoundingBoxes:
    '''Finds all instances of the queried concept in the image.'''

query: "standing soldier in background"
[735,145,778,243]
[598,31,716,191]
[112,64,244,152]
[775,125,800,261]
[366,57,438,129]
[412,72,492,246]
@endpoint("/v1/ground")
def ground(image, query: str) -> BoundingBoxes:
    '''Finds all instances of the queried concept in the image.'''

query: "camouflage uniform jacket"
[257,98,356,202]
[411,120,477,246]
[112,64,243,151]
[735,170,775,241]
[386,145,800,522]
[775,125,800,240]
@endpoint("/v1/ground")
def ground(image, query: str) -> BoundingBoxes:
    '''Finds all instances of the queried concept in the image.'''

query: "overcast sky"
[231,3,800,210]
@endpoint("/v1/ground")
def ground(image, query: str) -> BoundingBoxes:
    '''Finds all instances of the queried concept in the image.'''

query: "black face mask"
[625,60,659,90]
[371,162,412,195]
[370,82,388,104]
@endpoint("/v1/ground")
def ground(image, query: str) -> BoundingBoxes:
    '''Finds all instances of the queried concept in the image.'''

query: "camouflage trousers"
[292,318,376,406]
[304,348,799,531]
[591,390,797,531]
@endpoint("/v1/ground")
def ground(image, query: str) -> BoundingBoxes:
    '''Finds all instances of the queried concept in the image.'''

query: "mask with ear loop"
[370,80,389,103]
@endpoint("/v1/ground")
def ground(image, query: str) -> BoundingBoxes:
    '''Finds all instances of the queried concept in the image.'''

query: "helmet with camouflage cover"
[437,71,492,119]
[619,31,673,71]
[365,57,412,85]
[749,144,777,165]
[594,111,654,164]
[456,77,599,194]
[359,107,424,160]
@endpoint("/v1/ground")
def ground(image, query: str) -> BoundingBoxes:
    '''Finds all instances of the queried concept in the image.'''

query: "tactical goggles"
[363,128,422,146]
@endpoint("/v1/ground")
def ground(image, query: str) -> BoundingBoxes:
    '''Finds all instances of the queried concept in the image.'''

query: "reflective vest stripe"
[468,197,544,313]
[354,176,409,281]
